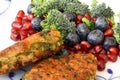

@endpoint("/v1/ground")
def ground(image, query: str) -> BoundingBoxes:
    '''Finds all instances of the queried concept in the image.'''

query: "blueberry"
[95,17,108,31]
[54,49,69,59]
[76,23,90,40]
[63,11,76,21]
[103,37,117,50]
[87,30,104,45]
[27,4,35,14]
[31,17,42,32]
[64,32,80,47]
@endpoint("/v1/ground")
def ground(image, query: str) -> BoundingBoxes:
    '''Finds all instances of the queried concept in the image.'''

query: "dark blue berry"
[64,32,80,47]
[63,12,76,21]
[76,23,90,40]
[87,30,104,45]
[27,4,35,14]
[95,17,108,31]
[31,17,42,32]
[54,49,69,59]
[103,37,117,50]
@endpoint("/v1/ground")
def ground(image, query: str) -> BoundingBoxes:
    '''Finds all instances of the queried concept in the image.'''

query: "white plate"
[0,0,120,80]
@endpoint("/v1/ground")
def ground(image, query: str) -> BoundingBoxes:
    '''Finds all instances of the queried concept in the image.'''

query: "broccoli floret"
[113,23,120,44]
[41,9,76,39]
[91,3,114,18]
[32,0,89,16]
[64,3,89,15]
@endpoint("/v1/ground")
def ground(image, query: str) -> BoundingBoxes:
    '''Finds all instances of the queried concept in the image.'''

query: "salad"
[10,0,120,72]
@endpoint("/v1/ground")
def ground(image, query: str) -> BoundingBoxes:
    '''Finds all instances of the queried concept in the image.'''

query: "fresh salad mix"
[10,0,120,71]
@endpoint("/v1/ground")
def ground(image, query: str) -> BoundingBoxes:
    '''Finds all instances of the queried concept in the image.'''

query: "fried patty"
[22,53,97,80]
[0,30,62,75]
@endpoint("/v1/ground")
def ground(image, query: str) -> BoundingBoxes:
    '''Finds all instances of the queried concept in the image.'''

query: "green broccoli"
[113,23,120,44]
[41,9,76,39]
[32,0,89,16]
[91,2,114,18]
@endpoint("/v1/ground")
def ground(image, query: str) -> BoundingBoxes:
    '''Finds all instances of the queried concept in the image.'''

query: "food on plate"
[9,0,120,71]
[22,53,97,80]
[0,30,62,74]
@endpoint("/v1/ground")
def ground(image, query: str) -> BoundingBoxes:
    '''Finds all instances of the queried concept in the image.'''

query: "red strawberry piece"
[10,33,20,41]
[12,21,22,30]
[97,59,106,71]
[109,47,118,55]
[27,14,35,21]
[94,45,103,53]
[84,13,91,20]
[104,29,114,37]
[74,43,81,51]
[107,52,118,62]
[17,10,25,18]
[81,41,91,51]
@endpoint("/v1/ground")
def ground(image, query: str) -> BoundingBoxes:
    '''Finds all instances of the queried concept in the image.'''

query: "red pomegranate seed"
[97,60,106,71]
[97,51,108,63]
[17,10,25,18]
[28,28,36,35]
[94,45,103,53]
[107,52,118,62]
[20,35,28,40]
[76,15,83,23]
[108,20,113,27]
[109,47,118,55]
[19,30,28,36]
[12,21,22,30]
[22,22,31,30]
[27,14,35,21]
[15,17,22,23]
[117,44,120,50]
[118,51,120,57]
[92,16,97,21]
[88,48,96,54]
[81,41,91,51]
[104,29,114,37]
[84,13,91,20]
[74,43,81,51]
[10,33,20,41]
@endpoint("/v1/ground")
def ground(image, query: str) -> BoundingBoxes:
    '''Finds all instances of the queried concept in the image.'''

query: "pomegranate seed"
[94,45,103,53]
[104,29,114,37]
[109,47,118,55]
[12,21,22,30]
[27,14,35,21]
[10,33,20,41]
[28,28,36,35]
[88,48,96,54]
[107,52,117,62]
[74,43,81,51]
[76,15,83,23]
[117,44,120,50]
[108,20,113,27]
[20,35,28,40]
[15,17,22,23]
[97,60,106,71]
[92,16,97,21]
[118,51,120,57]
[84,13,91,20]
[19,30,28,36]
[81,41,91,51]
[11,28,20,34]
[22,22,31,30]
[17,10,25,18]
[97,51,108,63]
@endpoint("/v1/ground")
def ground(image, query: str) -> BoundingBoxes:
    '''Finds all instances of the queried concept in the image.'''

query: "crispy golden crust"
[22,53,97,80]
[0,30,62,75]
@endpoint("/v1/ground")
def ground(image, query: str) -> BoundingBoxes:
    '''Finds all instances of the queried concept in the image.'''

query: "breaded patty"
[0,30,62,75]
[22,53,97,80]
